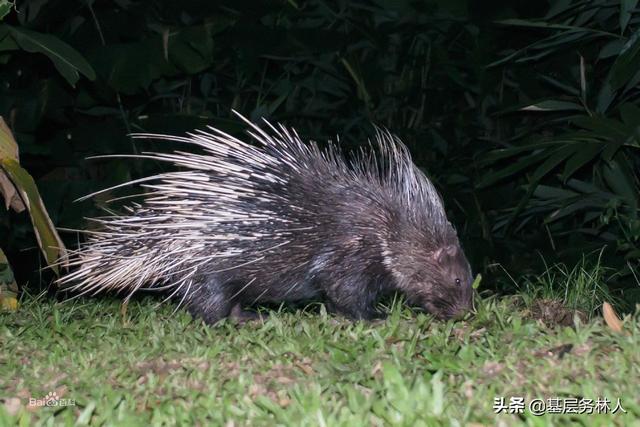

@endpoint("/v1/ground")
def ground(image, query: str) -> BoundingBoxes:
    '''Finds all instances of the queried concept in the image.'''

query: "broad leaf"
[5,25,95,87]
[0,0,13,21]
[0,117,23,211]
[0,117,67,272]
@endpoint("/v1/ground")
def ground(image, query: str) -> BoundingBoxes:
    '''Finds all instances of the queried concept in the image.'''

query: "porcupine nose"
[450,295,473,320]
[450,308,470,320]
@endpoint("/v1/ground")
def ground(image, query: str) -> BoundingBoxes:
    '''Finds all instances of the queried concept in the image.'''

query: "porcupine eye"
[455,278,461,286]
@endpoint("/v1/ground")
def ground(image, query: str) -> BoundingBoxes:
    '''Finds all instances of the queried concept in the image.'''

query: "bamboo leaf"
[603,158,638,216]
[546,198,605,223]
[572,116,629,140]
[477,150,550,188]
[532,185,578,200]
[609,29,640,91]
[495,19,595,32]
[521,100,584,112]
[530,145,577,182]
[620,0,639,34]
[619,103,640,131]
[561,143,602,181]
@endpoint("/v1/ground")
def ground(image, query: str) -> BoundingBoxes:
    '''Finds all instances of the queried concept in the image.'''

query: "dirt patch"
[135,357,211,376]
[135,359,183,378]
[248,364,300,407]
[132,357,213,392]
[533,344,573,360]
[526,299,587,327]
[215,354,313,407]
[482,361,504,377]
[452,324,486,341]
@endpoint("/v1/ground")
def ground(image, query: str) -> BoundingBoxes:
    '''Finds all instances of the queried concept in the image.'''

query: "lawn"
[0,286,638,426]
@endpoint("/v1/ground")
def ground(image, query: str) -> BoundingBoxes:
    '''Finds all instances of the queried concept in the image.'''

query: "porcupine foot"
[229,303,267,323]
[325,300,385,320]
[178,278,267,325]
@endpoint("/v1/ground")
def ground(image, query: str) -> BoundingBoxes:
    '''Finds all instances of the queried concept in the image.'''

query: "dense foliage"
[0,0,638,305]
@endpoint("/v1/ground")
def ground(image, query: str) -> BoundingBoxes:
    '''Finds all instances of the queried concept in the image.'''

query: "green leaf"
[471,274,482,289]
[530,145,576,182]
[545,0,578,19]
[495,19,593,32]
[599,39,626,59]
[602,140,624,161]
[566,178,607,195]
[1,158,67,273]
[533,185,577,200]
[0,1,14,21]
[609,29,640,91]
[0,118,67,273]
[525,30,587,52]
[166,24,216,73]
[5,25,95,87]
[503,178,541,234]
[539,75,580,96]
[596,80,616,114]
[92,23,227,94]
[620,0,639,34]
[603,158,638,217]
[572,116,628,140]
[0,28,17,52]
[545,197,601,223]
[619,102,640,132]
[521,100,584,112]
[561,142,602,181]
[477,150,550,188]
[480,141,560,164]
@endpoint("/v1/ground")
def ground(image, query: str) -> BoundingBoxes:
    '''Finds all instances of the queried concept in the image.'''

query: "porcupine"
[58,112,474,324]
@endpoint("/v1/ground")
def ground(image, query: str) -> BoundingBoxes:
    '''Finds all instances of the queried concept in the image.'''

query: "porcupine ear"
[431,245,459,265]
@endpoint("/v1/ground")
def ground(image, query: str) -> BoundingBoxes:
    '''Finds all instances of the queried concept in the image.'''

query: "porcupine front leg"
[178,276,233,325]
[320,271,384,320]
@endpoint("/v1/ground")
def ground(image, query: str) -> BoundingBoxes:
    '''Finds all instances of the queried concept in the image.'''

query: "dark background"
[1,0,639,307]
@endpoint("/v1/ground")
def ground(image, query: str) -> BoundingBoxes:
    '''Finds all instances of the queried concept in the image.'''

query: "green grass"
[0,288,638,426]
[513,254,622,315]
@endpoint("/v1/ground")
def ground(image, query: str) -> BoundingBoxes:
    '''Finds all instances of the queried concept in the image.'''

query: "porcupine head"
[382,209,474,320]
